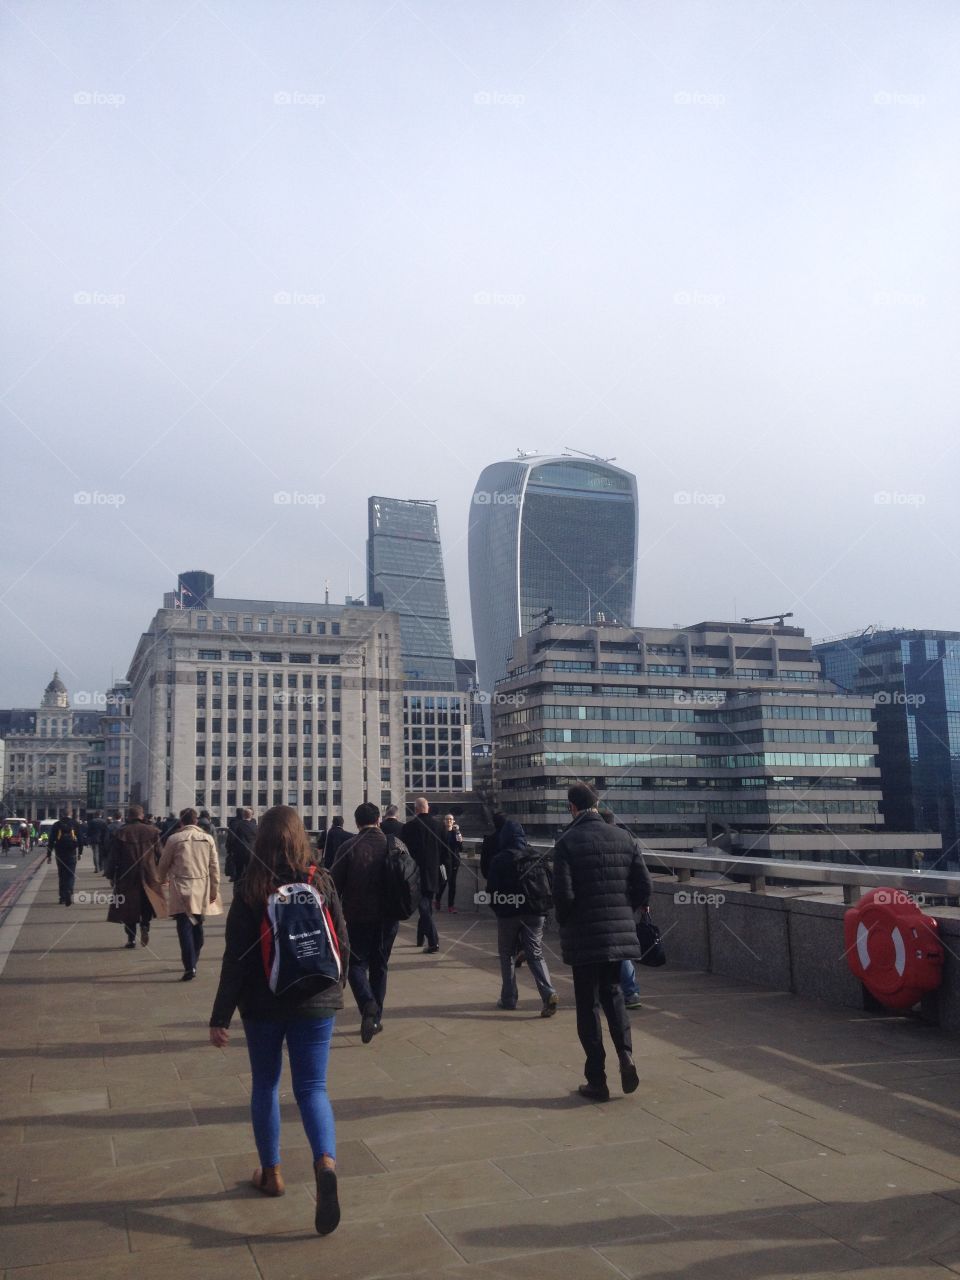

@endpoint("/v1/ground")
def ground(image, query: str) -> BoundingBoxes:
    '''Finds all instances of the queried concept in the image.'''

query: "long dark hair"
[241,805,317,906]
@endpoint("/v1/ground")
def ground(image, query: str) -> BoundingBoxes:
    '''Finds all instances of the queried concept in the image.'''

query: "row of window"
[195,617,341,636]
[502,798,880,816]
[197,671,343,689]
[506,751,878,771]
[197,649,341,664]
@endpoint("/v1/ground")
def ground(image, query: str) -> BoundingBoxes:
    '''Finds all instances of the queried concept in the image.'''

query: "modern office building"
[127,574,406,823]
[492,619,943,866]
[0,673,95,819]
[468,454,638,729]
[816,628,960,864]
[402,691,472,794]
[367,496,456,687]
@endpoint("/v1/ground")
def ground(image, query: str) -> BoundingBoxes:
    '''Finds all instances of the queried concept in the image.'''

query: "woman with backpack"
[208,805,348,1236]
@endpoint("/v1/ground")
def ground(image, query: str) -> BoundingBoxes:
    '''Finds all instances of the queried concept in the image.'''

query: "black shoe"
[496,1000,517,1010]
[360,1000,379,1045]
[181,969,197,981]
[541,993,558,1018]
[372,1020,383,1036]
[314,1163,340,1236]
[124,941,136,949]
[619,1053,640,1095]
[424,944,440,953]
[578,1082,610,1102]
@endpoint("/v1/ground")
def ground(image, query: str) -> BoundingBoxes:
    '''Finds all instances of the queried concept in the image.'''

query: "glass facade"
[816,629,960,866]
[469,456,638,727]
[367,497,456,686]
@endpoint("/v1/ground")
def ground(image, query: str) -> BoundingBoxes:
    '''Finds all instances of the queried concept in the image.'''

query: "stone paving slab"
[3,859,960,1278]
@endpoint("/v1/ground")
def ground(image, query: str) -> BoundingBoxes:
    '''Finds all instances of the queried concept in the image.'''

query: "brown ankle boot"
[251,1164,285,1196]
[314,1156,340,1235]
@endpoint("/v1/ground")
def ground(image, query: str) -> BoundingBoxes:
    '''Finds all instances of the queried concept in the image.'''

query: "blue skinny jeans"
[242,1015,336,1167]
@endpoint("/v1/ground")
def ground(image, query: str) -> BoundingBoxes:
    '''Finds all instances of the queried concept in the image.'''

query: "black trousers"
[571,961,632,1086]
[174,913,205,972]
[347,918,400,1016]
[416,894,438,949]
[55,852,78,904]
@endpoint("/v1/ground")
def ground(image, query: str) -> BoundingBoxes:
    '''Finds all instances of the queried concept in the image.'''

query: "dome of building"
[41,671,69,709]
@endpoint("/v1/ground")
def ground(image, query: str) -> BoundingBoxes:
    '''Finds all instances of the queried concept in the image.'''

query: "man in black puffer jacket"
[553,781,652,1102]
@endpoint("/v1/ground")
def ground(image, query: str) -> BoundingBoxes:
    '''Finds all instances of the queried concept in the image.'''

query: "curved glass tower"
[468,455,638,713]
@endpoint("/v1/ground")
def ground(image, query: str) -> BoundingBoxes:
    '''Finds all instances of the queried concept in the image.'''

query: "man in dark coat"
[86,812,108,873]
[105,805,166,948]
[48,811,81,905]
[320,816,351,869]
[553,781,652,1102]
[226,807,257,883]
[380,805,405,840]
[330,802,404,1043]
[479,813,506,880]
[401,796,444,953]
[486,819,557,1015]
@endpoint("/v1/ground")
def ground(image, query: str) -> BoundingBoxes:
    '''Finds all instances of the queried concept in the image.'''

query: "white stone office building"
[1,674,93,819]
[127,583,406,824]
[493,620,944,865]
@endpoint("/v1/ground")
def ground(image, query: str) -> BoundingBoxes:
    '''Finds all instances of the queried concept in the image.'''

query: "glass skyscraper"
[816,628,960,866]
[468,455,638,714]
[367,496,456,687]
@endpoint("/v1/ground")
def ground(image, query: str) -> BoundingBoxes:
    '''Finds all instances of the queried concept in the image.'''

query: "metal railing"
[459,839,960,906]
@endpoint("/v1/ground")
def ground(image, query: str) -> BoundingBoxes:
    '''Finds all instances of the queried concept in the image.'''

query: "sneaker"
[578,1082,610,1102]
[448,906,458,913]
[624,994,643,1009]
[360,1000,379,1045]
[181,969,197,982]
[124,940,137,950]
[423,944,440,953]
[619,1052,640,1095]
[540,993,558,1018]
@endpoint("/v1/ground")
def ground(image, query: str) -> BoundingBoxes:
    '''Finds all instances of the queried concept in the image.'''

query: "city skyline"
[3,2,959,706]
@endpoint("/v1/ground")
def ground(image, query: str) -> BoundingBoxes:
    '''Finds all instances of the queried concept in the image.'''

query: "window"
[196,616,207,631]
[261,652,282,663]
[228,650,252,662]
[288,620,298,634]
[290,653,310,664]
[318,654,339,665]
[198,649,222,661]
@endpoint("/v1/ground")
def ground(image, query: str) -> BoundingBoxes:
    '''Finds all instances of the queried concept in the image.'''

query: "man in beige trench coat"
[158,807,222,980]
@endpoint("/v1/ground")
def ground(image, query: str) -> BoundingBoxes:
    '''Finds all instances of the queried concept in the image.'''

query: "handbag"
[637,907,666,967]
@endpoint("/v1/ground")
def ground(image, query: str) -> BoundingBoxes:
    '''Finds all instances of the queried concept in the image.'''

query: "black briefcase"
[637,908,666,967]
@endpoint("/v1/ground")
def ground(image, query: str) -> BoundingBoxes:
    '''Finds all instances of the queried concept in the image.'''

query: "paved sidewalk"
[4,858,960,1278]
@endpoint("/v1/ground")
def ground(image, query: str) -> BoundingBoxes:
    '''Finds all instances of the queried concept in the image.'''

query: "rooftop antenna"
[517,448,538,458]
[742,612,794,626]
[324,579,330,605]
[563,446,617,463]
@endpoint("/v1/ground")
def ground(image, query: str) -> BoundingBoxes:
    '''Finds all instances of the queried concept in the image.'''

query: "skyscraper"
[468,454,638,711]
[367,497,456,687]
[816,628,960,865]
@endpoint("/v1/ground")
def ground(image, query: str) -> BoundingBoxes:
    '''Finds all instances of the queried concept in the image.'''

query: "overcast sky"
[2,0,957,707]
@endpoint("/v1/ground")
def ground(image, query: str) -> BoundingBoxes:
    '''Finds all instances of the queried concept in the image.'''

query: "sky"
[2,0,958,707]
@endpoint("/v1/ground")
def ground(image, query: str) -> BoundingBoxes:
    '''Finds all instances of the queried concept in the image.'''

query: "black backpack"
[513,848,554,915]
[382,835,420,921]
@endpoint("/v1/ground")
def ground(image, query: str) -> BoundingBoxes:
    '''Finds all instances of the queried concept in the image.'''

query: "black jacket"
[209,866,348,1028]
[226,818,257,878]
[400,813,445,897]
[480,828,502,880]
[330,827,398,925]
[552,810,652,966]
[321,824,352,870]
[49,818,80,855]
[381,817,405,840]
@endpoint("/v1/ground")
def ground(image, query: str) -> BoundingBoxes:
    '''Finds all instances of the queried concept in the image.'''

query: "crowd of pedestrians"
[25,779,655,1239]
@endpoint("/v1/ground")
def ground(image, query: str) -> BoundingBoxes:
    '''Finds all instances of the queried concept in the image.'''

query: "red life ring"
[844,888,943,1010]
